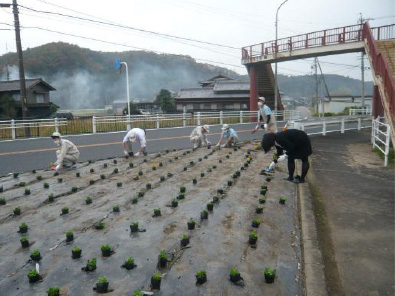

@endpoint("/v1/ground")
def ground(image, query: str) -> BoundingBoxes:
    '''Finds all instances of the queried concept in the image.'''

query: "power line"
[0,22,245,69]
[18,4,240,50]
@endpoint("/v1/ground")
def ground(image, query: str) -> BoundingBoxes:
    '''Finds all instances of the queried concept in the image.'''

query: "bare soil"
[0,142,302,296]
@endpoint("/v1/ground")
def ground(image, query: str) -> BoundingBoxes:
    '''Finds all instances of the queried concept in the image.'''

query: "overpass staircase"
[242,22,394,143]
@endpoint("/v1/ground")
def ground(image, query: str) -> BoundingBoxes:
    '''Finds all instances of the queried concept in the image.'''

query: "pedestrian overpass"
[241,22,394,143]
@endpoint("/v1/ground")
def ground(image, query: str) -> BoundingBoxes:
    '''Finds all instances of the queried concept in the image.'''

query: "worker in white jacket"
[251,97,278,134]
[51,132,80,170]
[122,128,147,158]
[190,125,210,149]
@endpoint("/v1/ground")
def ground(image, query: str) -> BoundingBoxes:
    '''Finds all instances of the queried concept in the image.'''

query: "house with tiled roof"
[0,78,56,119]
[174,74,250,112]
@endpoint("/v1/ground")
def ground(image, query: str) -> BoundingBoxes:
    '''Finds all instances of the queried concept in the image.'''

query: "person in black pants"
[261,129,312,183]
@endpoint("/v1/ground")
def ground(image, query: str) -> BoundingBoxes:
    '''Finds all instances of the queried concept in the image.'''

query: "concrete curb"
[297,171,328,296]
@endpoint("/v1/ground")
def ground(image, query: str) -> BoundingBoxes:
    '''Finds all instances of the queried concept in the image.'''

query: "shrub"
[95,221,105,229]
[125,257,134,265]
[97,277,108,284]
[86,196,92,204]
[14,206,21,215]
[159,250,167,259]
[196,270,206,278]
[230,268,239,276]
[47,287,60,296]
[87,258,97,269]
[152,273,161,280]
[101,244,111,252]
[264,267,276,276]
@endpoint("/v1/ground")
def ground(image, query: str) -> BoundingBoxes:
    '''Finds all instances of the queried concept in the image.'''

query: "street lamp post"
[274,0,289,112]
[120,61,131,130]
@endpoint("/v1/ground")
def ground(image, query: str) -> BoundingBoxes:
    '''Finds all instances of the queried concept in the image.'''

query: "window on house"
[36,93,45,103]
[203,103,211,110]
[223,104,234,110]
[193,103,200,110]
[12,93,20,101]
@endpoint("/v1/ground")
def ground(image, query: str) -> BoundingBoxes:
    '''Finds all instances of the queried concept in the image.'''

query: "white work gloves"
[123,150,129,156]
[254,125,259,130]
[268,161,276,171]
[206,140,211,145]
[135,152,140,157]
[55,164,60,171]
[263,123,268,129]
[278,154,287,162]
[215,143,220,147]
[220,144,227,148]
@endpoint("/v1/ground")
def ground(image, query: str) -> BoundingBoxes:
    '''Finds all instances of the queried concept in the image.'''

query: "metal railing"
[0,118,68,139]
[242,23,394,63]
[290,116,372,136]
[371,117,391,166]
[349,107,372,116]
[0,110,300,139]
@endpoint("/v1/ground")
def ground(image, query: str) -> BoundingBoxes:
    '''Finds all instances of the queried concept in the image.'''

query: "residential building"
[0,78,56,119]
[174,74,250,112]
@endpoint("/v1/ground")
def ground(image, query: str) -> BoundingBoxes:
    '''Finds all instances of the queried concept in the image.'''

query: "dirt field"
[0,142,302,296]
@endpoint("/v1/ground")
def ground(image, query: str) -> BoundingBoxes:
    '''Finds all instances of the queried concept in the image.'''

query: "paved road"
[0,118,370,176]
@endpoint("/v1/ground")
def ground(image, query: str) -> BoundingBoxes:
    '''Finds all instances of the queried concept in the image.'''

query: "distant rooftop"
[0,78,56,92]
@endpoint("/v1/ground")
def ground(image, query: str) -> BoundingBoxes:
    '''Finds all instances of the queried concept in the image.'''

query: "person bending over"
[261,129,312,183]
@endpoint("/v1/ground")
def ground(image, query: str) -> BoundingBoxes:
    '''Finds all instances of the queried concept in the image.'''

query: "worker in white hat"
[251,97,278,134]
[122,127,147,158]
[51,132,80,171]
[215,124,239,148]
[190,124,211,149]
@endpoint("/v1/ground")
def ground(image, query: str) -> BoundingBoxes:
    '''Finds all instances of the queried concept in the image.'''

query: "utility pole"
[13,0,28,121]
[274,0,289,112]
[314,57,319,116]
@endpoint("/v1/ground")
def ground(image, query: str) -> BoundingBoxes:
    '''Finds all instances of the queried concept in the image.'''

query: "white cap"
[221,124,230,130]
[202,125,210,133]
[51,132,61,138]
[258,97,266,102]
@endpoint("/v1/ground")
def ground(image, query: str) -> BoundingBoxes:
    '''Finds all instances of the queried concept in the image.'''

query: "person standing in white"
[51,132,80,170]
[251,97,278,134]
[190,125,211,149]
[122,128,147,158]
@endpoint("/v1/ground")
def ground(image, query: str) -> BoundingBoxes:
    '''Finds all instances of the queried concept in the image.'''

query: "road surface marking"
[0,129,255,156]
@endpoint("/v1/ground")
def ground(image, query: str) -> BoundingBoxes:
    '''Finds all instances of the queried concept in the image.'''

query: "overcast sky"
[0,0,393,81]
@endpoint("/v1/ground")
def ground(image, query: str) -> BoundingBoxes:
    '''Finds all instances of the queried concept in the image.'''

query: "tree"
[155,89,175,113]
[123,102,139,115]
[0,94,16,119]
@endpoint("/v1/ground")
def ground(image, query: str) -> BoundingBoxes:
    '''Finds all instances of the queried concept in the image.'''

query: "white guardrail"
[0,118,68,139]
[0,110,300,139]
[92,110,300,133]
[371,117,391,166]
[349,107,372,116]
[297,116,372,135]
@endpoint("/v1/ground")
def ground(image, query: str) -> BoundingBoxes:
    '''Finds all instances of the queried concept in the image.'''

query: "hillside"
[0,42,372,109]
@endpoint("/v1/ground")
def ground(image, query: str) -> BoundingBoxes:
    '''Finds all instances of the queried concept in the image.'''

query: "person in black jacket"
[261,129,312,183]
